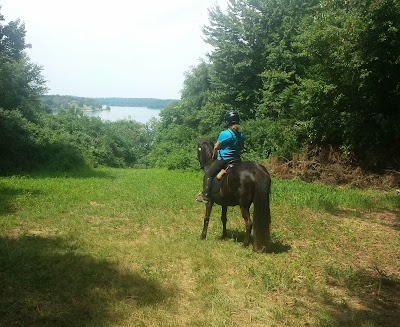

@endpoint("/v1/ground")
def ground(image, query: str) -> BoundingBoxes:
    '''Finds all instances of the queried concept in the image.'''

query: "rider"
[196,110,245,203]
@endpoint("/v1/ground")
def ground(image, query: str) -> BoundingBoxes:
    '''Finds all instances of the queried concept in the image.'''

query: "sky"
[1,0,228,99]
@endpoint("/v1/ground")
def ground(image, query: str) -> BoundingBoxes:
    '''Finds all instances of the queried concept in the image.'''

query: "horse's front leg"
[240,206,253,247]
[220,206,228,239]
[200,201,214,239]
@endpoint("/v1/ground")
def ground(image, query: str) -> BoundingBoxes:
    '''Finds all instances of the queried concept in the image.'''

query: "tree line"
[41,95,103,111]
[160,0,400,169]
[41,95,177,111]
[94,97,178,109]
[1,0,399,174]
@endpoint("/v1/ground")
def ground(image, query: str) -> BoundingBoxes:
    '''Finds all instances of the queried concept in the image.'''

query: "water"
[83,106,162,123]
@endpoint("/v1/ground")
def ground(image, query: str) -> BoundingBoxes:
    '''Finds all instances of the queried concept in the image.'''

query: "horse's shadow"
[221,229,291,254]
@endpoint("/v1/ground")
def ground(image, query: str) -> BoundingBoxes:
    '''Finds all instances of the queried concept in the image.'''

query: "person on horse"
[196,110,245,203]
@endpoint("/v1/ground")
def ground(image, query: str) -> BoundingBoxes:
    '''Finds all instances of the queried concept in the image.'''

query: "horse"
[196,138,272,252]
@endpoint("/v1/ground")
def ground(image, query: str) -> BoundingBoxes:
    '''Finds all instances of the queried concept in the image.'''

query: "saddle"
[210,161,236,194]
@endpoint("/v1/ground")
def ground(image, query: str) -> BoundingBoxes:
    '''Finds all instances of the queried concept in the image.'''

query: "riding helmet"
[224,110,240,125]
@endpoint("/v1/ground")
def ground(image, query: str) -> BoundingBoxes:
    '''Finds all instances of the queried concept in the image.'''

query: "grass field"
[0,168,399,326]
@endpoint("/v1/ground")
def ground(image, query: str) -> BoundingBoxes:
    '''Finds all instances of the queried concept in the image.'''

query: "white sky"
[1,0,227,99]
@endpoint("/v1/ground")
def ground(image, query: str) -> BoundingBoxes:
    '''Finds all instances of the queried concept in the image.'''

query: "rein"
[199,159,215,171]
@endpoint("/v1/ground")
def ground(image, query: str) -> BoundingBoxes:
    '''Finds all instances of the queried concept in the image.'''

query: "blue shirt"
[217,129,245,160]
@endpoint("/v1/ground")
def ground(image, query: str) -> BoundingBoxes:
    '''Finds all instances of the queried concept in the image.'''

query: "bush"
[0,108,155,174]
[143,124,198,170]
[0,109,89,174]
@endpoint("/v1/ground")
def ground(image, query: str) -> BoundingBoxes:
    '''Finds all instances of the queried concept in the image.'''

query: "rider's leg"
[200,175,213,203]
[196,160,227,203]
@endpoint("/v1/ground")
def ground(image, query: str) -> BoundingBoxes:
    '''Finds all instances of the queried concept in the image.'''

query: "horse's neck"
[202,158,214,171]
[201,153,213,166]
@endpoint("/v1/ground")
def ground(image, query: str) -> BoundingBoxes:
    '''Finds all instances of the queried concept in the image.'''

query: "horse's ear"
[196,138,204,144]
[209,138,216,145]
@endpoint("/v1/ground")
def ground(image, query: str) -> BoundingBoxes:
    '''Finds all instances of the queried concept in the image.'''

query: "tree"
[203,0,267,120]
[0,8,46,117]
[0,12,29,60]
[291,0,400,149]
[174,0,400,163]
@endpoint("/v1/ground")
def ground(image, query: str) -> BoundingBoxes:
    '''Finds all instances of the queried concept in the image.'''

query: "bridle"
[197,143,214,170]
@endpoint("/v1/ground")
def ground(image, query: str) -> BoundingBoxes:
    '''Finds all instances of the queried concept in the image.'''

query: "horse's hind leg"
[220,206,228,239]
[201,201,214,239]
[240,206,253,247]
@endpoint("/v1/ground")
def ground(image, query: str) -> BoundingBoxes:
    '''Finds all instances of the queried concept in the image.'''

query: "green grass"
[1,168,399,326]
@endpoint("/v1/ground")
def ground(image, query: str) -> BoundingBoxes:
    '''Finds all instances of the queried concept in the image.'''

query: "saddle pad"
[211,175,224,194]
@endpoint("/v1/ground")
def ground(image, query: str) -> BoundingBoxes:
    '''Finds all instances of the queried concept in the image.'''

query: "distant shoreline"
[94,97,178,109]
[81,105,161,112]
[42,95,179,110]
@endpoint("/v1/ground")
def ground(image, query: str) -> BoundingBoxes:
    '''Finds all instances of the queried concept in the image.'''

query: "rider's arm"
[212,141,221,159]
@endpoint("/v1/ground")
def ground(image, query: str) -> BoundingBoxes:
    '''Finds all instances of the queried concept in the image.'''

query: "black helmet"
[224,110,240,125]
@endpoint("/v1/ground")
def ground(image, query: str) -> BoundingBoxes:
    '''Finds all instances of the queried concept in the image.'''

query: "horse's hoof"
[200,234,207,240]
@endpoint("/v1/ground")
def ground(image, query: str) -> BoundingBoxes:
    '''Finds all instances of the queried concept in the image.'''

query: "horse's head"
[196,138,214,170]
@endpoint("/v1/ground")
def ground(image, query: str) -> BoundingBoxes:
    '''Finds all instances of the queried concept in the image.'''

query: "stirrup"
[195,193,209,203]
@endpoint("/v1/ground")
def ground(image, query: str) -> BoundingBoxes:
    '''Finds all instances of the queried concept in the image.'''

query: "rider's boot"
[196,177,212,203]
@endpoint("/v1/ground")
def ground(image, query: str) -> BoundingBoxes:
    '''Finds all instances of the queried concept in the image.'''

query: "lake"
[83,106,162,123]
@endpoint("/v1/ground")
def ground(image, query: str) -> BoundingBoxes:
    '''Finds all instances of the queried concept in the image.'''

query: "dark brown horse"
[196,139,272,252]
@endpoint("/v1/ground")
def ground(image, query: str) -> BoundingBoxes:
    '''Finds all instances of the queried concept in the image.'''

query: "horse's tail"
[252,165,271,252]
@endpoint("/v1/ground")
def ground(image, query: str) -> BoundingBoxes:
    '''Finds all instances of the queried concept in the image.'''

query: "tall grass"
[0,168,399,326]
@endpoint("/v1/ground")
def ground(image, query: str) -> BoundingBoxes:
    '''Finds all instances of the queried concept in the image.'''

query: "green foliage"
[42,96,178,111]
[0,109,87,173]
[202,1,265,120]
[0,16,29,59]
[240,119,271,161]
[0,107,154,174]
[0,12,46,118]
[143,123,198,170]
[2,1,400,173]
[154,0,400,166]
[291,0,400,149]
[41,95,102,110]
[38,109,153,169]
[0,7,155,174]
